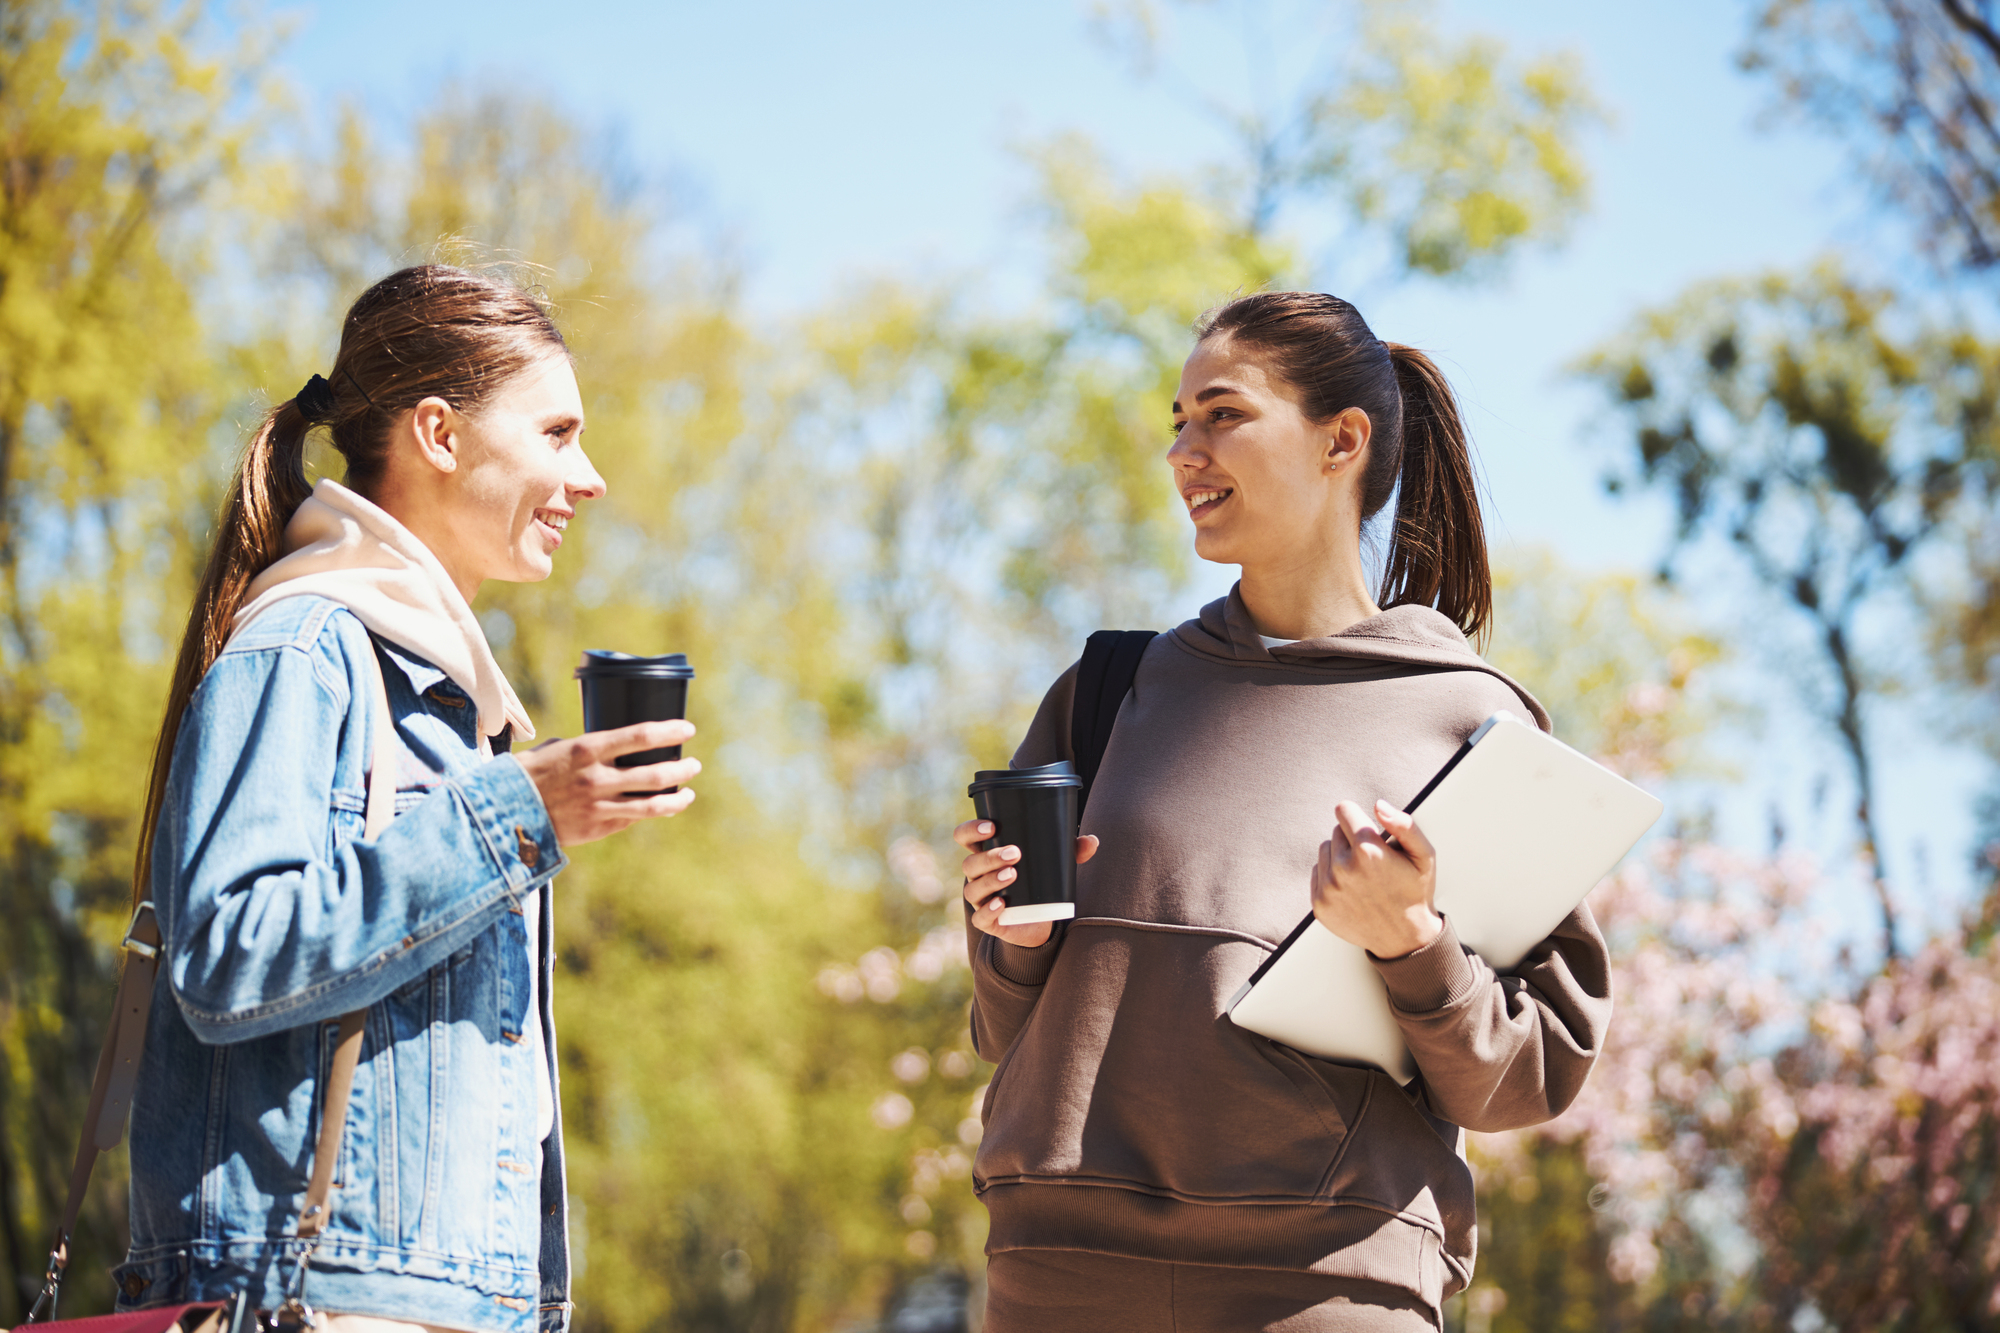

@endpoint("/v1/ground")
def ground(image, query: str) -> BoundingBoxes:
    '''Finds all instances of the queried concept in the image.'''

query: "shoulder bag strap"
[31,901,167,1321]
[293,643,393,1240]
[1068,629,1157,819]
[28,643,397,1325]
[274,642,395,1326]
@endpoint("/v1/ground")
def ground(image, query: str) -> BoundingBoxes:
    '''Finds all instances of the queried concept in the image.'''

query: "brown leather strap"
[39,902,162,1304]
[292,644,395,1241]
[295,1009,367,1240]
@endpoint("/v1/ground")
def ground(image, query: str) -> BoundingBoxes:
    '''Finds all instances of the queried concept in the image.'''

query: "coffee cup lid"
[967,759,1081,797]
[574,650,696,680]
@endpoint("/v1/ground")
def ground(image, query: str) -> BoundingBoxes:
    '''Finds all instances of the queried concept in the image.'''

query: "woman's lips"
[1185,487,1233,520]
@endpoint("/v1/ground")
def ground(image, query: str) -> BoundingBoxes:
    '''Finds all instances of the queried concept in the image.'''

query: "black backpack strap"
[1070,629,1158,816]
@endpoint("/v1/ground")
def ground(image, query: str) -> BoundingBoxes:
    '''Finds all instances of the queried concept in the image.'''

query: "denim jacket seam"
[219,600,356,709]
[119,1235,543,1278]
[174,870,529,1032]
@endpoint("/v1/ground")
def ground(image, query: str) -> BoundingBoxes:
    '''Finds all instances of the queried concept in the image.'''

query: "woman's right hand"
[516,720,700,846]
[956,819,1098,949]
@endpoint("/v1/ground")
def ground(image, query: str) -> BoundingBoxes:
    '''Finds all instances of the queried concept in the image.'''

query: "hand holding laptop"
[1311,799,1444,961]
[1228,711,1665,1082]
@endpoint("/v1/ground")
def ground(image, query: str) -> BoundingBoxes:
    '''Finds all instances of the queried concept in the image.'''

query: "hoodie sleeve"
[1370,903,1612,1132]
[967,663,1077,1062]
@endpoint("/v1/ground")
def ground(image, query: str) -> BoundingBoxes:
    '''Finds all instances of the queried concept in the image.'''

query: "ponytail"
[132,401,313,907]
[1382,344,1490,646]
[1193,291,1495,647]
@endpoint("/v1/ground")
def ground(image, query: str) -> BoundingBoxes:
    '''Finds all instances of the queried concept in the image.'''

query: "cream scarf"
[234,479,535,742]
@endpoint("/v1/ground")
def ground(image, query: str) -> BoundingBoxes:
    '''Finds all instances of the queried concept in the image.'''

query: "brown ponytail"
[131,403,313,910]
[1380,343,1490,644]
[133,265,569,907]
[1192,292,1493,644]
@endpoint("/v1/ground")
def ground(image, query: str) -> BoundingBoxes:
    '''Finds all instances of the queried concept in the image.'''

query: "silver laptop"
[1226,711,1663,1083]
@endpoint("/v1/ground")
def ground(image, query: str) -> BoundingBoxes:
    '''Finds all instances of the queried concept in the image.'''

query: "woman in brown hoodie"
[955,292,1612,1331]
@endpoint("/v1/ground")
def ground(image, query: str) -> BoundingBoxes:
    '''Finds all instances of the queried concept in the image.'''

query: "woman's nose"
[567,446,608,501]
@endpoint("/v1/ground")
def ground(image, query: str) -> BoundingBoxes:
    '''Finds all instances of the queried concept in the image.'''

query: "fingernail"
[1000,846,1020,862]
[998,867,1015,882]
[979,822,994,834]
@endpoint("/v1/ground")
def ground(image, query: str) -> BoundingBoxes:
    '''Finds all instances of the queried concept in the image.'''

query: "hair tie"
[295,374,337,424]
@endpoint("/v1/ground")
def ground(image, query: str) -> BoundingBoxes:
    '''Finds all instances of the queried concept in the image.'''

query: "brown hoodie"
[966,589,1612,1308]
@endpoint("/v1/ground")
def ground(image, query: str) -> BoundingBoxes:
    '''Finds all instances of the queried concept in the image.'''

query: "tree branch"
[1939,0,2000,69]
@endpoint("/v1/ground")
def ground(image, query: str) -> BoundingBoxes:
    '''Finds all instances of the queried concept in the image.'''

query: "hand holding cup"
[957,821,1098,948]
[519,721,700,846]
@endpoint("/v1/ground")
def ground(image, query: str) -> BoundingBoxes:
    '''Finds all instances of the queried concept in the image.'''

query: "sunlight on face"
[1168,335,1352,570]
[442,354,605,590]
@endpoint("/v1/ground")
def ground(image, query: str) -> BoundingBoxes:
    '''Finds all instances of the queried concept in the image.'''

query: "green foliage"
[1487,549,1724,779]
[1333,3,1598,277]
[1091,0,1599,280]
[0,1,258,1319]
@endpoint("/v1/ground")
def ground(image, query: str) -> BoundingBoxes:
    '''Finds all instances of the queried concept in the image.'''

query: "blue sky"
[274,0,1982,935]
[278,0,1851,561]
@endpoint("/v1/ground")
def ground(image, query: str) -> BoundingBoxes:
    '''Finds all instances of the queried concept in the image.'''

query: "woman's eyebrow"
[1171,384,1249,414]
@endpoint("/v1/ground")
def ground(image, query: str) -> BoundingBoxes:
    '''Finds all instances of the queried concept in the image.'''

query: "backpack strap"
[1069,630,1158,818]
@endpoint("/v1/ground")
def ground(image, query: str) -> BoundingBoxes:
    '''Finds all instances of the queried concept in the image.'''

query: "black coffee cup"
[967,760,1083,926]
[575,651,695,795]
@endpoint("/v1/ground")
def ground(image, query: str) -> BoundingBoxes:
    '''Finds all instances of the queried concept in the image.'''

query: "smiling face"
[402,353,606,599]
[1169,334,1370,572]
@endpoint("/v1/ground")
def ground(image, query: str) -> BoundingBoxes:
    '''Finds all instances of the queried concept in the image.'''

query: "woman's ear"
[408,396,459,475]
[1325,407,1371,474]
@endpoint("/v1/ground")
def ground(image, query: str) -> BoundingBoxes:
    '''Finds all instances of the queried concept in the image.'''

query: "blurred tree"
[1742,0,2000,894]
[0,0,255,1319]
[1545,7,2000,1327]
[1577,264,2000,961]
[1746,0,2000,283]
[1090,0,1598,276]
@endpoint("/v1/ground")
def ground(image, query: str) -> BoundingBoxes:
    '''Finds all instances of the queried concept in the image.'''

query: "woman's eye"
[1170,420,1187,436]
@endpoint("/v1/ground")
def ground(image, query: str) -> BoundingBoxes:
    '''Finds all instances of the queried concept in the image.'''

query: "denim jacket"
[113,595,572,1333]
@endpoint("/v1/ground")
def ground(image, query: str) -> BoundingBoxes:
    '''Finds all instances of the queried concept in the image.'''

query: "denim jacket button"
[515,827,539,868]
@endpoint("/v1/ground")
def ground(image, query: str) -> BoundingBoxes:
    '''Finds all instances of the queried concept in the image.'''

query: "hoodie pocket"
[974,921,1369,1204]
[1255,1041,1379,1199]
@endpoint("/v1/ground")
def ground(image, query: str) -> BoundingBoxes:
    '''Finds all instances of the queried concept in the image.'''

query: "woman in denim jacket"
[111,266,691,1332]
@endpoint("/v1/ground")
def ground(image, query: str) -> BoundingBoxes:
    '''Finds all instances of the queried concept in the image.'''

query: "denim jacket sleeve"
[156,602,566,1044]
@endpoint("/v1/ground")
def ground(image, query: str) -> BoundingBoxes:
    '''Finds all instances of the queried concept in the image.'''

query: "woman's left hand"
[1310,799,1444,960]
